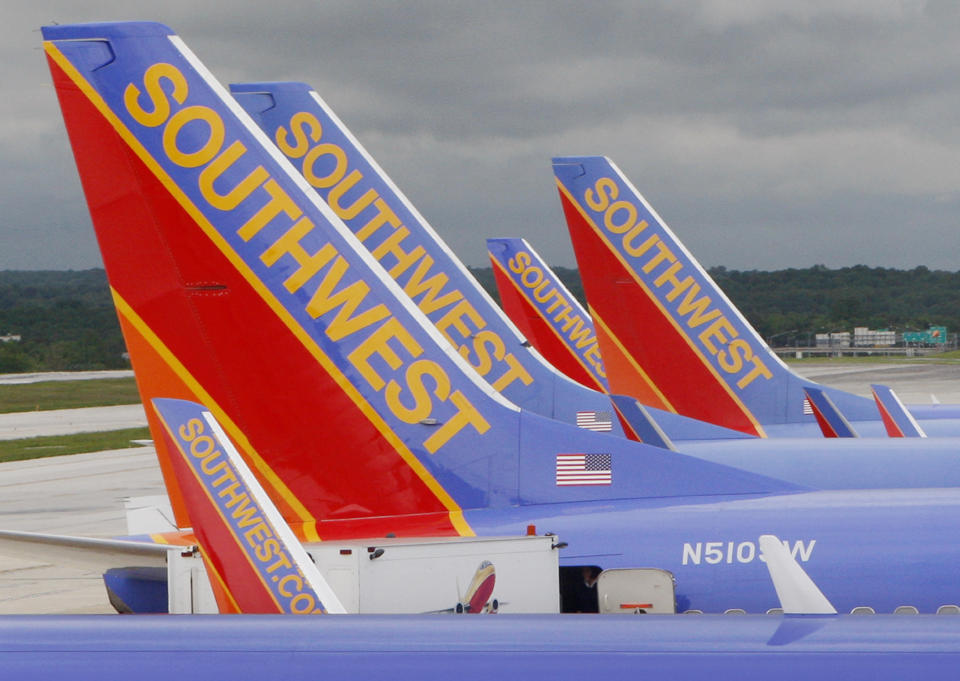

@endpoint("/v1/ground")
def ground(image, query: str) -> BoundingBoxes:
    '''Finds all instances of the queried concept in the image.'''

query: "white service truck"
[166,534,676,615]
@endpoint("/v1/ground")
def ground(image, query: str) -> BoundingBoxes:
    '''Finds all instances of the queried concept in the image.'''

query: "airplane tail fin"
[152,398,345,614]
[607,393,758,447]
[45,23,801,545]
[43,21,503,540]
[227,81,630,437]
[605,395,676,451]
[803,388,858,438]
[487,237,608,393]
[486,238,766,446]
[871,384,927,438]
[552,156,883,435]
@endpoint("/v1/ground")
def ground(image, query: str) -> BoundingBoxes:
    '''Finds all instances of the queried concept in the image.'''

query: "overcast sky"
[5,0,960,271]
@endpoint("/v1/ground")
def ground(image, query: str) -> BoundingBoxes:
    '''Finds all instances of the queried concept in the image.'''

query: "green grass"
[0,427,152,463]
[932,349,960,360]
[0,377,141,414]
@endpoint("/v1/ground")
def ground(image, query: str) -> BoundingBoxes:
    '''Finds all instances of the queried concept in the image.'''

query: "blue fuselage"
[3,614,960,680]
[679,437,960,489]
[464,487,960,614]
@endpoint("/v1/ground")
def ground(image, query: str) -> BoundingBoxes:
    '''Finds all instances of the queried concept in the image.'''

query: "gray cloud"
[3,0,960,271]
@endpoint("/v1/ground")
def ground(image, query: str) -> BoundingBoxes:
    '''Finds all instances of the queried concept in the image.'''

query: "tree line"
[0,270,126,373]
[0,265,956,373]
[470,264,960,347]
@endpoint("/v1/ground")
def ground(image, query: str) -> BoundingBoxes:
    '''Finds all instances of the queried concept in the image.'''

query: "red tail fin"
[153,398,345,614]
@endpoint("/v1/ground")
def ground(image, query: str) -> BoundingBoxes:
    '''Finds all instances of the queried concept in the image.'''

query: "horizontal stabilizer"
[759,534,836,615]
[803,388,858,438]
[0,530,171,572]
[871,384,927,438]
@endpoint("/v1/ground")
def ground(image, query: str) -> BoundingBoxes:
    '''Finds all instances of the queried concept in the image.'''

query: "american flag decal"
[556,454,612,486]
[576,410,613,432]
[802,398,813,415]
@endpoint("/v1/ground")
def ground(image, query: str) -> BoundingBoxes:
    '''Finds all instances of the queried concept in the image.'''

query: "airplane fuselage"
[4,614,960,680]
[456,487,960,614]
[678,436,960,489]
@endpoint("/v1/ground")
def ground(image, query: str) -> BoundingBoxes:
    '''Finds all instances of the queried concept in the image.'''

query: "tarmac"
[0,447,164,614]
[0,363,958,614]
[793,362,960,405]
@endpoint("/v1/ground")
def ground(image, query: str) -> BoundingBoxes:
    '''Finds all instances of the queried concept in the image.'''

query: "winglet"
[871,384,927,438]
[802,388,858,438]
[759,534,836,615]
[152,398,346,614]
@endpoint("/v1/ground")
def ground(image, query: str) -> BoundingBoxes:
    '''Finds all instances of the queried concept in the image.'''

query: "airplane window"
[766,608,784,615]
[723,608,746,615]
[894,605,919,615]
[850,606,875,614]
[682,609,703,615]
[937,605,960,615]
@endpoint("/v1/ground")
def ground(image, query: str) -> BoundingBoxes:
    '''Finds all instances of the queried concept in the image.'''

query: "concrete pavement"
[793,362,960,405]
[0,447,165,613]
[0,404,148,441]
